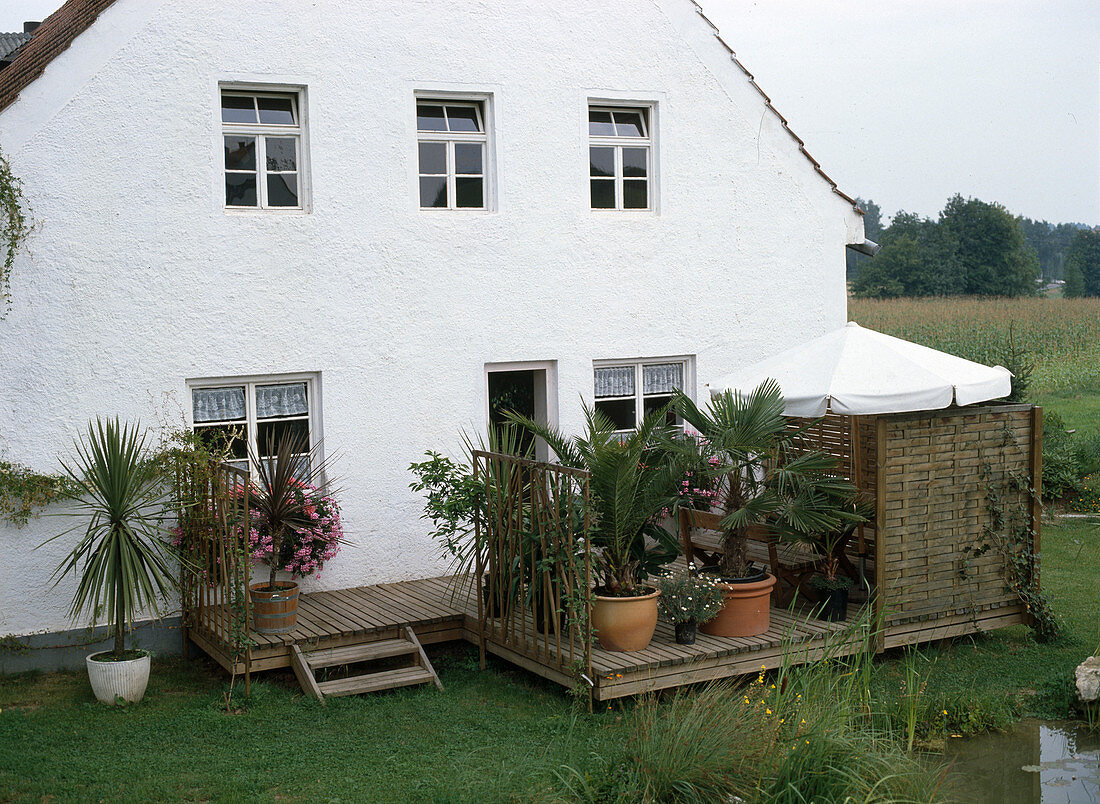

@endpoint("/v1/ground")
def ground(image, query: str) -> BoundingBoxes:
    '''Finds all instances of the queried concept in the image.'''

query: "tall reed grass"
[550,608,948,803]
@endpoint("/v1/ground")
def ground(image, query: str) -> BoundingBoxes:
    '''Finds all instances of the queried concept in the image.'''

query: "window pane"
[454,142,483,175]
[642,363,683,394]
[588,109,615,136]
[221,94,257,124]
[416,104,447,131]
[193,386,247,422]
[622,147,647,177]
[267,173,299,207]
[419,176,447,208]
[595,398,636,431]
[257,382,309,418]
[455,177,483,208]
[446,105,481,132]
[418,142,447,175]
[224,136,256,171]
[258,419,309,456]
[623,179,648,209]
[591,179,615,209]
[644,395,680,427]
[613,110,646,137]
[594,366,635,397]
[589,146,614,178]
[257,95,296,125]
[226,174,257,206]
[195,424,248,460]
[265,137,297,171]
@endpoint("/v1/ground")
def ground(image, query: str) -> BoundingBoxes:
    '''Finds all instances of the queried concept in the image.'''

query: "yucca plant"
[673,380,861,579]
[43,417,178,658]
[508,403,683,595]
[248,428,336,591]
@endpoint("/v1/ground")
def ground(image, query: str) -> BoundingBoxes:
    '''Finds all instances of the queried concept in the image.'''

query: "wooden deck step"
[304,639,418,669]
[317,666,436,697]
[290,626,443,703]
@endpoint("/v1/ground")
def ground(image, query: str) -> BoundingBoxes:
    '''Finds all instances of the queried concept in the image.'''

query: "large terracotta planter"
[591,588,660,651]
[250,581,300,634]
[700,573,777,638]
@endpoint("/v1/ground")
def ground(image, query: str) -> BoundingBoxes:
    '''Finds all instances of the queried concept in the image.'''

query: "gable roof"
[0,0,860,214]
[0,0,116,113]
[0,31,33,64]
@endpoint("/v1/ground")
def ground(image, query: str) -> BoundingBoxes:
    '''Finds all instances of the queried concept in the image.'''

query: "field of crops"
[849,297,1100,396]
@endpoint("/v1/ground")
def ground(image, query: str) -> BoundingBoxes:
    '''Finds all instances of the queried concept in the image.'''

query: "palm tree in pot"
[672,380,860,637]
[508,404,683,651]
[43,418,180,704]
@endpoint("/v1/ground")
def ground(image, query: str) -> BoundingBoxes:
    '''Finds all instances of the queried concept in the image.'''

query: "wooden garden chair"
[677,508,825,607]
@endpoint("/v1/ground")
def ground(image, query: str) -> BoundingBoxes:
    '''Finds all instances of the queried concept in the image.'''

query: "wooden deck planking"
[188,574,1022,702]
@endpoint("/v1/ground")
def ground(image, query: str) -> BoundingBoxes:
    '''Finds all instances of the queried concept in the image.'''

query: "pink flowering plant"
[248,479,343,579]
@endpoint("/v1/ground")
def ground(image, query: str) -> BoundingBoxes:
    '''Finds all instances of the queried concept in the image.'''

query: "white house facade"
[0,0,864,642]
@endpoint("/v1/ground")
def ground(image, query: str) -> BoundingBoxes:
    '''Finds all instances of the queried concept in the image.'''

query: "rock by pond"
[943,720,1099,803]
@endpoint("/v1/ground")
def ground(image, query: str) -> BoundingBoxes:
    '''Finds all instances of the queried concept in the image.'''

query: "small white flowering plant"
[655,564,726,625]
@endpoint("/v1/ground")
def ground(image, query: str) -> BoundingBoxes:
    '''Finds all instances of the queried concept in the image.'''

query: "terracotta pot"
[250,581,300,634]
[591,588,660,651]
[700,573,777,638]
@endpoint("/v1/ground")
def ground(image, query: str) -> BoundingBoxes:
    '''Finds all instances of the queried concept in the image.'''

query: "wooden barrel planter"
[249,581,300,634]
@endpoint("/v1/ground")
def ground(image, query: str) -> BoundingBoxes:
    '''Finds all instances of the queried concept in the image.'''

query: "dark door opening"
[488,369,537,456]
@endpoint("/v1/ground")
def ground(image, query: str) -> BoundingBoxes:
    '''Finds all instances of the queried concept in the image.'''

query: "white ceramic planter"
[85,650,151,704]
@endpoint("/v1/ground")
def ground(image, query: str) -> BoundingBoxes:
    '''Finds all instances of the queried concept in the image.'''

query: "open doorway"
[485,362,556,461]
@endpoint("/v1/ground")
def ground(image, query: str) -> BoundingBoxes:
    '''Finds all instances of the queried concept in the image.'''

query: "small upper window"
[416,100,487,210]
[221,90,303,210]
[589,106,651,211]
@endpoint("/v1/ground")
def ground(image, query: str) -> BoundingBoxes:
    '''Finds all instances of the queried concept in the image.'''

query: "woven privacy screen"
[594,366,635,398]
[642,363,683,395]
[257,383,308,419]
[192,386,246,423]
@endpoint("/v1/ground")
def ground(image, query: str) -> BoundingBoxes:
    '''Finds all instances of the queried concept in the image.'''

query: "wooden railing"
[178,461,252,683]
[472,451,592,693]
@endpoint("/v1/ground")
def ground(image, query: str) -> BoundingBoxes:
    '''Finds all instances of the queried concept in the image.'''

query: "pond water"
[942,720,1099,803]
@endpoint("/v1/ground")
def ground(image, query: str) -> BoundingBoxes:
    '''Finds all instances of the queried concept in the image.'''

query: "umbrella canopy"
[713,322,1013,417]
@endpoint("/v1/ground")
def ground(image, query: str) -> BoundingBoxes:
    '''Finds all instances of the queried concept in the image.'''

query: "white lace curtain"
[642,363,683,395]
[192,386,246,423]
[257,383,308,419]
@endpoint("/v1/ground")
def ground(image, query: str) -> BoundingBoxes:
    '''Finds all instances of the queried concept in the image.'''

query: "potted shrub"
[42,418,180,704]
[804,498,871,621]
[672,380,860,638]
[509,404,682,651]
[247,430,339,634]
[655,565,726,644]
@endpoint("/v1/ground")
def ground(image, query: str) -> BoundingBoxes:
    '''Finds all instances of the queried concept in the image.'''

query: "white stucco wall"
[0,0,862,637]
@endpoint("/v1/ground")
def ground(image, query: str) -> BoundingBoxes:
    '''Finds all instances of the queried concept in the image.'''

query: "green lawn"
[1035,388,1100,435]
[1,520,1095,803]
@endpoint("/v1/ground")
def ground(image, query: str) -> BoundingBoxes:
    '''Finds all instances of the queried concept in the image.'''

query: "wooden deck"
[189,575,1027,701]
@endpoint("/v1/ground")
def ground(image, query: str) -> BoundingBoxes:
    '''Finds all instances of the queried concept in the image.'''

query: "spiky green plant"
[673,380,861,579]
[507,403,682,595]
[248,428,336,590]
[42,418,178,657]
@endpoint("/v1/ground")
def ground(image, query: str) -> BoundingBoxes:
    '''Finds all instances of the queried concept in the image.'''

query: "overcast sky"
[2,0,1097,225]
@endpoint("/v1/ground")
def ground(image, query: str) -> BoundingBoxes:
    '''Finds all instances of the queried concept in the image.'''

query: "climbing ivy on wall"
[0,145,32,316]
[0,459,72,527]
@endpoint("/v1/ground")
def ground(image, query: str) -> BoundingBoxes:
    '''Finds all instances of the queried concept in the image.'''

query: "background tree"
[846,197,885,279]
[940,195,1038,296]
[1064,229,1100,297]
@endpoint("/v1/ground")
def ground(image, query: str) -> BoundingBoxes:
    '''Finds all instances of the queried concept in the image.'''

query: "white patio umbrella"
[711,321,1012,591]
[711,321,1012,416]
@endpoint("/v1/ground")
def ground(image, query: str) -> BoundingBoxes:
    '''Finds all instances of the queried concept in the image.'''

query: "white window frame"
[187,373,322,475]
[592,357,694,433]
[220,87,306,212]
[588,103,654,212]
[415,95,492,211]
